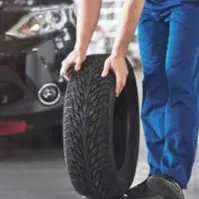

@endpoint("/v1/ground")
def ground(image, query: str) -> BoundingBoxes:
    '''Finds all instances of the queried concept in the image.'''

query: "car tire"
[63,54,140,199]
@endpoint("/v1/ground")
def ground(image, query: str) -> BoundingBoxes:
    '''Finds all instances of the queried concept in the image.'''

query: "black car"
[0,0,76,135]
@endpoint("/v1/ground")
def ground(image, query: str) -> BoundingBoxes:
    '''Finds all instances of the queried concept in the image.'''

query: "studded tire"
[63,54,140,199]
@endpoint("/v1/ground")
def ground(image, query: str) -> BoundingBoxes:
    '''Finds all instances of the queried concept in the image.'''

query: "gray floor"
[0,69,199,199]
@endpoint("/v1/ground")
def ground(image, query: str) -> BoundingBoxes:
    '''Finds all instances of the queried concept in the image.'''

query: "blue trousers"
[138,3,199,189]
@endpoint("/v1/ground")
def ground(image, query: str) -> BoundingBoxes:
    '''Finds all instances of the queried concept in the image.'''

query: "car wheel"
[63,54,140,199]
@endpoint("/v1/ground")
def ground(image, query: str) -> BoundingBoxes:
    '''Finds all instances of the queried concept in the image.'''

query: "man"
[60,0,199,199]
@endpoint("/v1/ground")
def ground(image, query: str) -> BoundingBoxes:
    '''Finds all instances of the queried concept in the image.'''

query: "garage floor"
[0,69,199,199]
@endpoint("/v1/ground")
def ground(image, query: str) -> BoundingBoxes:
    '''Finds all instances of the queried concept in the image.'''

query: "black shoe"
[123,179,163,198]
[147,175,185,199]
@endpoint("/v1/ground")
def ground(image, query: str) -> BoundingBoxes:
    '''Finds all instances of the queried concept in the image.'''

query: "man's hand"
[101,55,128,97]
[60,50,86,81]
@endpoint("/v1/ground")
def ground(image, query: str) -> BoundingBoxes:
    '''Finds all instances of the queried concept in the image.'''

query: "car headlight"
[6,4,72,39]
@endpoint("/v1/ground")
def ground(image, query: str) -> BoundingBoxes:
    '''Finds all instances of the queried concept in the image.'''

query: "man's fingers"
[60,60,67,76]
[65,70,72,81]
[115,74,127,97]
[119,79,126,94]
[115,75,123,97]
[60,58,71,73]
[60,58,77,80]
[74,61,82,71]
[101,60,110,77]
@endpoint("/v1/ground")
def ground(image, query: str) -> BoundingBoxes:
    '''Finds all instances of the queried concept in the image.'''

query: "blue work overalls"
[139,0,199,189]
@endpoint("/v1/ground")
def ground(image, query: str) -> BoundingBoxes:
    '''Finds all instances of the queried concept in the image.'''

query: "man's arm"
[112,0,145,57]
[60,0,101,78]
[101,0,145,96]
[74,0,102,54]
